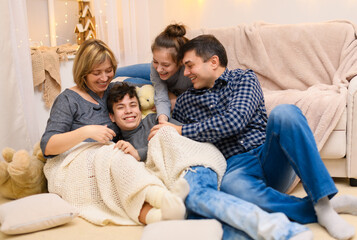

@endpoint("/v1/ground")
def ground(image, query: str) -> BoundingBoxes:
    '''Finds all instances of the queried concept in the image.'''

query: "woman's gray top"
[40,83,120,158]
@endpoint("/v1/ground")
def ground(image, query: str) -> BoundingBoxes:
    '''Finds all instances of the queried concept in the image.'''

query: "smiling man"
[149,34,357,240]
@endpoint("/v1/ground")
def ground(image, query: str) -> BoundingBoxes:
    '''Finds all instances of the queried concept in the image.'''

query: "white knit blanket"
[44,126,226,226]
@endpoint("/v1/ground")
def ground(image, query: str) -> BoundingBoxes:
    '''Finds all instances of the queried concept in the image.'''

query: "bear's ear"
[135,86,142,96]
[36,151,46,163]
[2,148,15,163]
[33,142,46,163]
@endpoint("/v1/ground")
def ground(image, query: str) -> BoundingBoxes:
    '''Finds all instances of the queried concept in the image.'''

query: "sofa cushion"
[320,107,346,159]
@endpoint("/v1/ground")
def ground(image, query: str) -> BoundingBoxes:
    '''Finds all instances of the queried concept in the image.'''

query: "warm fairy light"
[29,0,78,47]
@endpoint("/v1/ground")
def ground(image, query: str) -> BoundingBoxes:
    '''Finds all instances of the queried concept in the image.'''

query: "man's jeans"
[184,166,308,240]
[221,104,338,224]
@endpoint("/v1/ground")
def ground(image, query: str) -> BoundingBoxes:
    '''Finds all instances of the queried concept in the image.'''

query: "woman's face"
[86,59,114,97]
[152,48,180,80]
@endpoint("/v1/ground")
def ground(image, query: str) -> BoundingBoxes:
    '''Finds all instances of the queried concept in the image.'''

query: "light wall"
[27,0,357,57]
[147,0,357,54]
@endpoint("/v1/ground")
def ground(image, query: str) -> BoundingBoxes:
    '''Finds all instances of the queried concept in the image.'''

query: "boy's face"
[182,50,216,89]
[109,94,142,131]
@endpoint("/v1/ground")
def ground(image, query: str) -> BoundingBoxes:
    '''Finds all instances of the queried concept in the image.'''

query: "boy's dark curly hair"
[107,83,141,114]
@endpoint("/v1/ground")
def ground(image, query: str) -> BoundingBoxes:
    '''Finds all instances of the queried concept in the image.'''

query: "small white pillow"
[140,219,223,240]
[0,193,79,235]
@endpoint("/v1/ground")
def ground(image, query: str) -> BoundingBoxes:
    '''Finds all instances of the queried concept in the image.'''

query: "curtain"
[0,0,39,152]
[91,0,151,66]
[0,0,151,154]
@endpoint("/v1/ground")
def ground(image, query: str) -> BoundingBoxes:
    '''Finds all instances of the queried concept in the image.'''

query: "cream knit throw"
[44,126,226,226]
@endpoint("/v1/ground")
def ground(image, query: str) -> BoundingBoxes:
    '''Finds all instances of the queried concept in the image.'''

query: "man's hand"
[114,140,141,161]
[148,122,182,140]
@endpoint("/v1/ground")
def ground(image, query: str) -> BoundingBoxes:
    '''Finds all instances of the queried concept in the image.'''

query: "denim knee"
[184,166,219,190]
[184,166,219,209]
[268,104,305,127]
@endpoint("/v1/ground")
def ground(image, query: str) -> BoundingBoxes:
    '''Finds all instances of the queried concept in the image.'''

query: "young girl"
[115,23,193,123]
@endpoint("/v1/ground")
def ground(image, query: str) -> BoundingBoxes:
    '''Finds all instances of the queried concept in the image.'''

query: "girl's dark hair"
[107,83,140,114]
[151,23,189,64]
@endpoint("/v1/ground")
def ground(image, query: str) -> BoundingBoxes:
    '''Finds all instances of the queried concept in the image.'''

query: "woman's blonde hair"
[151,23,189,64]
[73,39,118,91]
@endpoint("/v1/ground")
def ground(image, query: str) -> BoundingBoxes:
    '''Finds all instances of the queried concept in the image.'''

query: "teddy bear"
[0,142,47,199]
[136,84,156,118]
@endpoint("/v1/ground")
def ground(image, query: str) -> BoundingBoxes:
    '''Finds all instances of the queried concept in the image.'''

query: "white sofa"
[187,20,357,185]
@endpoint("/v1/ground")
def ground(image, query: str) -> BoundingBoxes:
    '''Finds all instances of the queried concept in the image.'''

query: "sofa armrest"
[347,76,357,178]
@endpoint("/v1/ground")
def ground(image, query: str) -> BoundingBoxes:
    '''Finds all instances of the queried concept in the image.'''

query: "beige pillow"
[0,193,79,235]
[140,219,223,240]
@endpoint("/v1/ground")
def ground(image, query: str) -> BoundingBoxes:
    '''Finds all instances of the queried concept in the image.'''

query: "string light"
[28,0,77,47]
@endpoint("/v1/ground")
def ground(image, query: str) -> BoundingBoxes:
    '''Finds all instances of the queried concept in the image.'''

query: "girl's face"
[86,59,114,97]
[152,48,180,80]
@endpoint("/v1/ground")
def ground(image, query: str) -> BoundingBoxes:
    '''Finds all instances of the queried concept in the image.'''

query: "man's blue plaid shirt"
[172,68,268,159]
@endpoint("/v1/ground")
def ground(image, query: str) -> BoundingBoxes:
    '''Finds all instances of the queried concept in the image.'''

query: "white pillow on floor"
[0,193,79,235]
[140,219,223,240]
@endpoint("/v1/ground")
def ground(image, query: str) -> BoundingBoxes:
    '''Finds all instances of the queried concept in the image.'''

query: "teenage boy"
[107,82,312,240]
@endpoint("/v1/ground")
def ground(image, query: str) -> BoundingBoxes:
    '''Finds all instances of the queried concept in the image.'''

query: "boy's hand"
[114,140,141,161]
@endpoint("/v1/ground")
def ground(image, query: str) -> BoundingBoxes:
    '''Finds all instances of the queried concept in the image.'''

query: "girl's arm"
[150,63,171,121]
